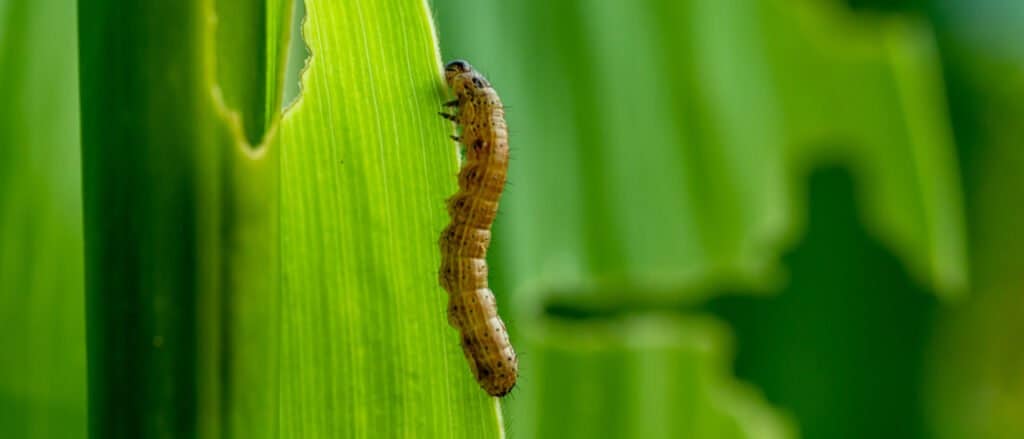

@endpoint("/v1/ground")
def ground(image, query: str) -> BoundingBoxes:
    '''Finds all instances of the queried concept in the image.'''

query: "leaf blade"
[278,0,503,436]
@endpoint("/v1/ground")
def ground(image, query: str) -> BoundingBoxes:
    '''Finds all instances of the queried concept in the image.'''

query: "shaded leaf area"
[277,0,502,436]
[78,0,285,437]
[0,0,86,437]
[840,0,923,13]
[923,1,1024,437]
[213,0,295,145]
[708,167,936,439]
[281,0,309,110]
[432,0,965,437]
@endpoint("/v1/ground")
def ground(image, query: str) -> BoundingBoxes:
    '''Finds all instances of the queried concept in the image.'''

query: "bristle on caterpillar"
[437,60,518,397]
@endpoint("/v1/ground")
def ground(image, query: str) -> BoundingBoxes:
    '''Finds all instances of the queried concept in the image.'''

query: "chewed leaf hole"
[282,0,310,111]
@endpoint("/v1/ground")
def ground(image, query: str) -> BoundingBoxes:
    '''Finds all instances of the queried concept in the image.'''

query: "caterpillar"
[437,60,517,397]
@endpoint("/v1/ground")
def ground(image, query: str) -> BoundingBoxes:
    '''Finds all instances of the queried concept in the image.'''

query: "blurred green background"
[2,0,1022,437]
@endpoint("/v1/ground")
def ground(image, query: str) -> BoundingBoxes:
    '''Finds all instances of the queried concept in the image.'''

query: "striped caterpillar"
[437,60,517,397]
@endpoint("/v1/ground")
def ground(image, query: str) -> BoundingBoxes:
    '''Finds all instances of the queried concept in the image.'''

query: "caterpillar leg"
[443,99,459,107]
[450,135,461,142]
[438,112,457,121]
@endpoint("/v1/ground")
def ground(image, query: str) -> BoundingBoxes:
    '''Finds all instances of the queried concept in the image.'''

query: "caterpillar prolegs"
[438,60,518,397]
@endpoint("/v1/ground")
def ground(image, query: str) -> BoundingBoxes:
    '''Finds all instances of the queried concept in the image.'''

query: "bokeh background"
[432,0,1023,437]
[2,0,1022,437]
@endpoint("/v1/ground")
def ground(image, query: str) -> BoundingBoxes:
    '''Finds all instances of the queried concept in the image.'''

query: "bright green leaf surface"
[278,0,503,437]
[0,0,86,437]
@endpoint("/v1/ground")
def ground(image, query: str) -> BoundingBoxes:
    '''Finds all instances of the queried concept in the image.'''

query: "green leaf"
[517,315,792,438]
[277,0,503,437]
[760,1,966,299]
[0,0,86,437]
[78,0,284,436]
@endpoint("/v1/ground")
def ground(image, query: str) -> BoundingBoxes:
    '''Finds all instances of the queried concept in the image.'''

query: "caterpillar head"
[444,59,473,87]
